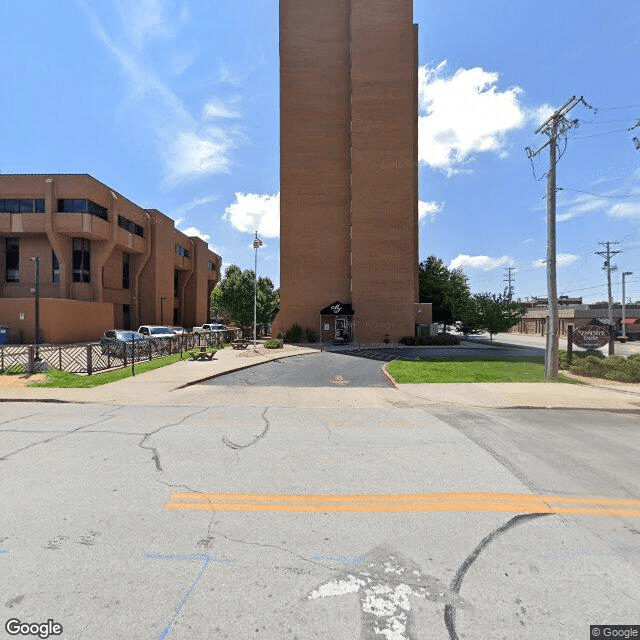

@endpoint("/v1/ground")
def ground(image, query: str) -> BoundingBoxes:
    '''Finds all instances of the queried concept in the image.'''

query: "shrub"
[559,349,604,370]
[284,324,303,343]
[305,327,318,343]
[263,338,283,349]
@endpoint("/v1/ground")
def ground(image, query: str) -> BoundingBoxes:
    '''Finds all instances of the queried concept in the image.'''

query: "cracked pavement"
[1,355,639,639]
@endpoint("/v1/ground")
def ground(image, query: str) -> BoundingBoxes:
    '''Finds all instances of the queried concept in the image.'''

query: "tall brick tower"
[274,0,420,344]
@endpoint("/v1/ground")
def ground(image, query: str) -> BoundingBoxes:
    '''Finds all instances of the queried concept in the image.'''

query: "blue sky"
[1,1,639,303]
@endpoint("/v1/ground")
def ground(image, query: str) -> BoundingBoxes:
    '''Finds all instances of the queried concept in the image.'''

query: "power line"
[558,188,640,199]
[571,128,630,140]
[592,104,640,111]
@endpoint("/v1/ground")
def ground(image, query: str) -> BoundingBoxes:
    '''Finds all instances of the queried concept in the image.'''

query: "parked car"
[100,330,146,358]
[168,326,188,335]
[137,325,176,339]
[192,323,227,336]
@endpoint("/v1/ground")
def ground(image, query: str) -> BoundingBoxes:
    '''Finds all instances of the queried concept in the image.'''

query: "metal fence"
[0,330,241,375]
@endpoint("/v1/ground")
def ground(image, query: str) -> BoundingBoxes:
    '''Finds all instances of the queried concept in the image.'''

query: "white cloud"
[608,201,640,219]
[78,0,241,186]
[180,226,210,242]
[116,0,180,49]
[557,192,607,222]
[418,200,442,223]
[174,195,219,218]
[449,254,513,271]
[224,192,280,238]
[203,100,240,120]
[217,60,243,86]
[418,61,545,175]
[532,253,579,268]
[164,129,234,185]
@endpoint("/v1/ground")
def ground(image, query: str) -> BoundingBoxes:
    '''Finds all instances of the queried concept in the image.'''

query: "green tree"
[473,292,525,340]
[418,256,472,331]
[255,277,279,335]
[211,265,279,337]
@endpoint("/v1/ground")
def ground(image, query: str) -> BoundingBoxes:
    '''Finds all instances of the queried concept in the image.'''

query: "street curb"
[381,363,399,389]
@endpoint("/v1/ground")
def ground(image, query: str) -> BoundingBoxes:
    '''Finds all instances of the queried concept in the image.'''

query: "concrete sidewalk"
[1,342,639,410]
[0,344,320,404]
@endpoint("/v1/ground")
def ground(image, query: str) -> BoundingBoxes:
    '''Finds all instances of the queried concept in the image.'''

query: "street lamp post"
[253,231,263,351]
[31,257,41,348]
[622,271,633,339]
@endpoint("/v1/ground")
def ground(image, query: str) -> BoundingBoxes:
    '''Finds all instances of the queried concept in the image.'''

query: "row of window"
[176,244,190,258]
[57,199,109,220]
[0,199,45,213]
[5,237,91,284]
[117,215,144,238]
[5,237,134,289]
[1,197,111,223]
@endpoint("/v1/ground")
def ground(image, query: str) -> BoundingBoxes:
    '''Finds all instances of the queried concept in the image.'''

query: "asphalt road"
[203,345,544,389]
[203,351,392,387]
[1,362,639,639]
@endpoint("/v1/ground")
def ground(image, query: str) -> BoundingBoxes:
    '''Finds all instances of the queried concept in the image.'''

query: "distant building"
[0,174,221,344]
[514,296,640,339]
[273,0,431,343]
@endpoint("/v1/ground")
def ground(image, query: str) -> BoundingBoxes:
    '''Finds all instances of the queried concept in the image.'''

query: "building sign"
[572,324,609,349]
[320,301,355,317]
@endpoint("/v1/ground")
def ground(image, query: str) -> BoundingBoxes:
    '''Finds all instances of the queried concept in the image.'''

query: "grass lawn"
[387,356,575,384]
[31,346,222,388]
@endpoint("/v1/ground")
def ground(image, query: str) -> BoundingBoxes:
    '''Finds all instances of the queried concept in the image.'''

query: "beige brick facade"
[274,0,422,343]
[0,174,221,344]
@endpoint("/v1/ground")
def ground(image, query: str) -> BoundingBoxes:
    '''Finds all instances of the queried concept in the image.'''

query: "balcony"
[0,213,47,234]
[56,213,111,240]
[174,253,193,270]
[114,226,147,254]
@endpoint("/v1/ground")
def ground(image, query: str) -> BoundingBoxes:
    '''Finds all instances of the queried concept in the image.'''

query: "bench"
[232,340,249,350]
[189,346,216,361]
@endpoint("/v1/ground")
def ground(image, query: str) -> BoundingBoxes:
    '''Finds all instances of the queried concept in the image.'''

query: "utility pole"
[595,241,622,354]
[252,231,263,351]
[622,271,633,340]
[526,96,590,378]
[503,267,516,301]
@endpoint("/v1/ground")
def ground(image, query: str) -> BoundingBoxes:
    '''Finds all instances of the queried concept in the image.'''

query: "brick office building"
[273,0,431,343]
[0,174,221,344]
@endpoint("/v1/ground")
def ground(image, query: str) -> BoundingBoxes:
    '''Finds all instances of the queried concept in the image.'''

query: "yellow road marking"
[164,491,640,516]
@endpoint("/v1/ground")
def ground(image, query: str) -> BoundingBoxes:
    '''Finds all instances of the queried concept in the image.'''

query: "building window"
[5,237,19,282]
[175,244,190,258]
[208,261,217,271]
[72,238,91,283]
[0,199,44,213]
[117,215,144,238]
[122,252,130,290]
[58,199,108,221]
[52,251,60,284]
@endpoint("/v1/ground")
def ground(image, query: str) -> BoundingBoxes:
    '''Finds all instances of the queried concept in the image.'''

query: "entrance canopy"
[320,301,355,316]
